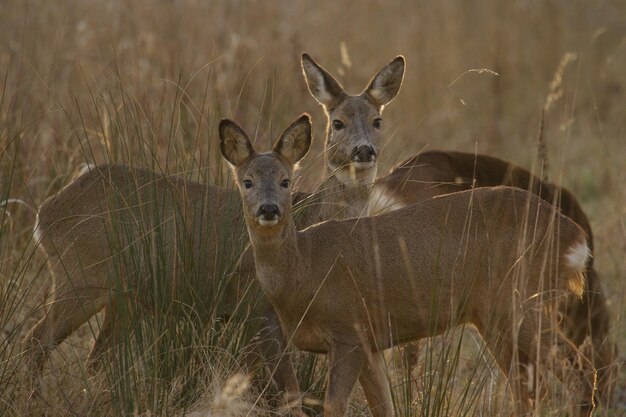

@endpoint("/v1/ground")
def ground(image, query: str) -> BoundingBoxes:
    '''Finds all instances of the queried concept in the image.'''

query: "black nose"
[351,145,376,163]
[257,204,280,220]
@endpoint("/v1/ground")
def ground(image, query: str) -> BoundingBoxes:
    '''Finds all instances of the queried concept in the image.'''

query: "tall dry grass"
[1,0,624,416]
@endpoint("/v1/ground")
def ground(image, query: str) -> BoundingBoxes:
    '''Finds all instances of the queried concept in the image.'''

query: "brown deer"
[221,114,595,417]
[298,53,404,224]
[300,54,614,404]
[23,56,405,412]
[370,150,616,403]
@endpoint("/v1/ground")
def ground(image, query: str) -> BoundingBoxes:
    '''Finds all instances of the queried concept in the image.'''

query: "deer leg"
[324,342,366,417]
[476,321,533,417]
[255,309,305,417]
[518,315,595,417]
[404,342,421,373]
[23,289,109,375]
[24,250,115,374]
[562,267,616,405]
[86,303,127,373]
[359,350,394,417]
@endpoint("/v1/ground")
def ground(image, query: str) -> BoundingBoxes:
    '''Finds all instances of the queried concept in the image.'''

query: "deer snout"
[351,145,376,166]
[257,203,281,226]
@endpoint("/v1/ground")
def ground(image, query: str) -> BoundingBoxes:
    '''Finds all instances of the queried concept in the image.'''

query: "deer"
[22,55,405,413]
[297,53,404,224]
[300,54,615,404]
[369,150,616,403]
[220,114,596,417]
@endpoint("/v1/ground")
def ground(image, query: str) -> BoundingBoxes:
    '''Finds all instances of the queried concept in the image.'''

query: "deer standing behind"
[300,54,615,404]
[221,114,595,417]
[22,56,405,412]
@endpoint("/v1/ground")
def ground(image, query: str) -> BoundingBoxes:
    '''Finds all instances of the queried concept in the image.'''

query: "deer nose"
[257,204,280,220]
[351,145,376,163]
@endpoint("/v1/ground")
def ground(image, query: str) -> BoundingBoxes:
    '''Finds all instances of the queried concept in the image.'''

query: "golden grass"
[1,0,624,416]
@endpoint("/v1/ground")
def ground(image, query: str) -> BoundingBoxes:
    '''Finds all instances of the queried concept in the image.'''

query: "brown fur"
[222,116,595,417]
[373,150,616,402]
[300,53,404,224]
[24,54,406,415]
[24,164,309,410]
[301,55,614,404]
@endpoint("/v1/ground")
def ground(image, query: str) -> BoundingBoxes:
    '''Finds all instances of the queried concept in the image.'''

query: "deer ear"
[301,53,346,109]
[273,114,312,165]
[219,119,254,166]
[363,56,405,107]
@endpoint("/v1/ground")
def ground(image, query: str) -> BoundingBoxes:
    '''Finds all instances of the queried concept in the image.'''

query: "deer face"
[301,53,405,185]
[219,115,312,239]
[325,96,382,179]
[236,154,293,230]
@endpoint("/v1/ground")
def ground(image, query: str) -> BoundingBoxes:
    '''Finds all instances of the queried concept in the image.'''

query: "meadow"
[1,0,624,416]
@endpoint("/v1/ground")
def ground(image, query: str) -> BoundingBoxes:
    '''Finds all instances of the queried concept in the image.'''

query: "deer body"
[260,188,587,353]
[221,115,594,417]
[27,164,249,365]
[26,165,316,413]
[371,150,616,402]
[371,150,591,224]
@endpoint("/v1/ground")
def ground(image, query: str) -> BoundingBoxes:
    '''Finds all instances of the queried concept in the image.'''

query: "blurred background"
[1,0,624,416]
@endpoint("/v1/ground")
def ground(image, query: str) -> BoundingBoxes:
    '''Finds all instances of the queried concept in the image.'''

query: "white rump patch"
[565,239,590,272]
[564,239,590,298]
[368,187,407,215]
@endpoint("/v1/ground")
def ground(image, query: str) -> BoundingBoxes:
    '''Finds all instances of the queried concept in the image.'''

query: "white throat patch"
[258,218,279,227]
[328,162,377,186]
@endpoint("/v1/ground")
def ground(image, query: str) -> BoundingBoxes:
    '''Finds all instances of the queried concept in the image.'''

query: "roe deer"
[299,53,404,223]
[301,54,614,403]
[23,56,405,412]
[370,149,616,403]
[221,114,595,417]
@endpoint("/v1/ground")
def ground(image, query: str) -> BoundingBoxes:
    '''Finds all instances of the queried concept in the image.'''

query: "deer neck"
[313,162,374,221]
[247,217,300,302]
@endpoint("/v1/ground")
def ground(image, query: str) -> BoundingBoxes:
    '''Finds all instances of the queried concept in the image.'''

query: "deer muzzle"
[257,203,281,226]
[351,145,376,169]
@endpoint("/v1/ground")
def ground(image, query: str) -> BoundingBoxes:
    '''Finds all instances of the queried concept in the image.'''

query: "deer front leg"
[324,342,366,417]
[359,350,394,417]
[87,302,131,373]
[256,308,305,417]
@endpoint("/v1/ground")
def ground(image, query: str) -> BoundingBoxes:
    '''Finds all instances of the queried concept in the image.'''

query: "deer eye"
[373,118,382,129]
[281,179,290,189]
[332,120,345,130]
[243,179,253,189]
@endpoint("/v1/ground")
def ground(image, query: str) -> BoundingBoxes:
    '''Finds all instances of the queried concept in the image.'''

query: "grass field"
[1,0,625,416]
